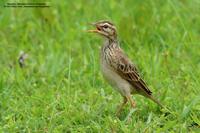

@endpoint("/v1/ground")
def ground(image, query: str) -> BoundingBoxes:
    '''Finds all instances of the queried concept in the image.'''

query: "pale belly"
[100,60,134,96]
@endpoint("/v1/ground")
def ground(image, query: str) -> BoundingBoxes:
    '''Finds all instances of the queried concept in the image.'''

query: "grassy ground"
[0,0,200,132]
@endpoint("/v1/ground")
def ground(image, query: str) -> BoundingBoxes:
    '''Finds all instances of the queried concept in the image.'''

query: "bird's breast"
[100,54,132,96]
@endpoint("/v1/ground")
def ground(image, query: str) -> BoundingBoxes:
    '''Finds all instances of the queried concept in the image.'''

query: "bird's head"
[87,20,117,41]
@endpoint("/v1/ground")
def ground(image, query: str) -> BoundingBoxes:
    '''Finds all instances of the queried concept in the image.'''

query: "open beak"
[87,22,101,33]
[87,29,99,33]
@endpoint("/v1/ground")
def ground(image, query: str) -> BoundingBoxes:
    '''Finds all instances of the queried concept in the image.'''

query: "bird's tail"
[147,95,164,108]
[146,95,172,114]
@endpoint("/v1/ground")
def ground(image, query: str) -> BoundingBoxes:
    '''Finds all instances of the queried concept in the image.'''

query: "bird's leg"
[116,97,127,116]
[126,95,136,108]
[123,95,137,123]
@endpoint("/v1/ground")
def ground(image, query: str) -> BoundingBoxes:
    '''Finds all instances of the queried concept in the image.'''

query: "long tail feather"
[146,95,173,114]
[147,95,164,108]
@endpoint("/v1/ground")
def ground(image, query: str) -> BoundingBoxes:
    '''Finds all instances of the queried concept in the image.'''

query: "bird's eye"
[103,25,108,28]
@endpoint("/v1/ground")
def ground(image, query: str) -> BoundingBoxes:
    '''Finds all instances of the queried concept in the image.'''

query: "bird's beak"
[87,29,99,33]
[87,22,100,33]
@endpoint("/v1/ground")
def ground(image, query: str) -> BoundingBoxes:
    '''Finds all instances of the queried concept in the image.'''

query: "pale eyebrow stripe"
[100,23,116,31]
[102,23,109,26]
[103,23,115,29]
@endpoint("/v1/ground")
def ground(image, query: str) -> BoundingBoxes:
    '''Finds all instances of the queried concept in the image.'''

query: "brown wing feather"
[112,49,152,95]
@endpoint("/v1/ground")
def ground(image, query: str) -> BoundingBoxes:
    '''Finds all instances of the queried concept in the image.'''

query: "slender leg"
[126,95,136,108]
[116,97,127,116]
[123,95,136,123]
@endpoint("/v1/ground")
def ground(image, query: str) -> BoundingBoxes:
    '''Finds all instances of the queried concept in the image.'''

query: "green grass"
[0,0,200,132]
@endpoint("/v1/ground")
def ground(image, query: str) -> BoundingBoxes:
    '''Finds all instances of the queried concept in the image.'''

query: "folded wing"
[111,49,152,95]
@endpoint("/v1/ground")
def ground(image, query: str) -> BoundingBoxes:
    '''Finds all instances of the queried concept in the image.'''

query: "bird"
[87,20,164,116]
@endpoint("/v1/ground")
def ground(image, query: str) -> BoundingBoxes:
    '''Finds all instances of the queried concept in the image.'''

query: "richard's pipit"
[88,21,163,116]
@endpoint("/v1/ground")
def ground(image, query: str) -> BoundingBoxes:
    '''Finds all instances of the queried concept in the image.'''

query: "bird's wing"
[112,49,152,95]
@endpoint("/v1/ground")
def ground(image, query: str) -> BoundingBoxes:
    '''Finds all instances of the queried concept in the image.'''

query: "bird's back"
[100,40,152,96]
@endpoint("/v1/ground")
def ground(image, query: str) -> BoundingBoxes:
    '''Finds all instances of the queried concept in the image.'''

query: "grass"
[0,0,200,132]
